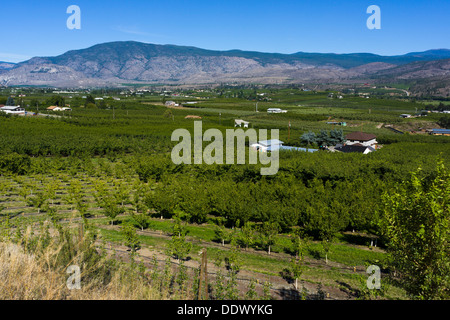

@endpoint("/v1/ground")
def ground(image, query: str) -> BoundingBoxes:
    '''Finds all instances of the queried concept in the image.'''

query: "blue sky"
[1,0,449,62]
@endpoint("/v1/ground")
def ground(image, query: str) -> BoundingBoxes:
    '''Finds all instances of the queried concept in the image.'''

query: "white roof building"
[267,108,287,114]
[250,139,284,152]
[234,119,250,128]
[0,106,25,114]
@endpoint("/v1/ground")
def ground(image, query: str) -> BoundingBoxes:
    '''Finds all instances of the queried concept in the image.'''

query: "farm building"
[345,131,378,148]
[335,144,375,154]
[429,129,450,136]
[0,106,26,114]
[250,139,284,152]
[47,106,63,111]
[267,108,287,114]
[184,115,202,119]
[234,119,250,128]
[165,101,178,107]
[250,139,318,153]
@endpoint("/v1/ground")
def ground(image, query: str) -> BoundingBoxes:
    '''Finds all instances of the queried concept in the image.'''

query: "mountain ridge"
[2,41,450,89]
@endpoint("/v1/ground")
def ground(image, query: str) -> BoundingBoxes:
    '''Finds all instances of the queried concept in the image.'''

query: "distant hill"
[0,61,15,70]
[405,49,450,59]
[372,58,450,80]
[1,41,450,89]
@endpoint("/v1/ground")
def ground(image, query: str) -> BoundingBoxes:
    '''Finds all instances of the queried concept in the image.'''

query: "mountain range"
[1,41,450,92]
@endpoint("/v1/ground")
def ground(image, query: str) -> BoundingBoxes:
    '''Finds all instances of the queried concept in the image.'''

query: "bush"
[0,153,31,175]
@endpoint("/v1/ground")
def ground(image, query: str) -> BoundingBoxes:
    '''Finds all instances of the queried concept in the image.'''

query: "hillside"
[1,41,450,88]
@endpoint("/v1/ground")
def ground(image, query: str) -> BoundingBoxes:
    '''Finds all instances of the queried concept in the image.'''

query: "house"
[335,144,375,154]
[47,106,63,111]
[267,108,287,114]
[345,131,378,148]
[0,106,26,114]
[400,114,412,118]
[184,115,202,120]
[250,139,284,152]
[165,101,176,107]
[234,119,250,128]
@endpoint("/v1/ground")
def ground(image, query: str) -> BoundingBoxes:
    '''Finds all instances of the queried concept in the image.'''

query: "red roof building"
[345,131,377,148]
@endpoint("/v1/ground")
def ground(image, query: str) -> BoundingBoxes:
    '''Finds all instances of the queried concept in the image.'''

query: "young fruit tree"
[121,222,141,252]
[289,256,304,291]
[259,221,280,255]
[167,215,192,262]
[380,161,449,300]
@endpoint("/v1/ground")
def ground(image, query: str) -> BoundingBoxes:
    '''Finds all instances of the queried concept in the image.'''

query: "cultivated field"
[0,86,449,300]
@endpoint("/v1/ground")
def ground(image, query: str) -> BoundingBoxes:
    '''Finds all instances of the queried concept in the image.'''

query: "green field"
[0,86,449,300]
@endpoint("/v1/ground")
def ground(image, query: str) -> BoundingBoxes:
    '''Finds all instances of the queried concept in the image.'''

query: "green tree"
[380,161,449,300]
[213,224,230,246]
[329,129,345,145]
[46,95,65,107]
[121,222,141,252]
[225,236,241,275]
[245,279,258,300]
[27,191,47,214]
[300,131,316,145]
[97,99,107,109]
[147,184,179,219]
[289,257,304,291]
[167,214,192,262]
[321,238,332,265]
[259,221,280,255]
[85,95,95,106]
[163,109,173,119]
[102,196,124,225]
[316,129,331,147]
[290,228,309,259]
[239,221,255,251]
[438,115,450,129]
[6,96,14,106]
[86,102,97,109]
[0,153,31,175]
[132,212,150,231]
